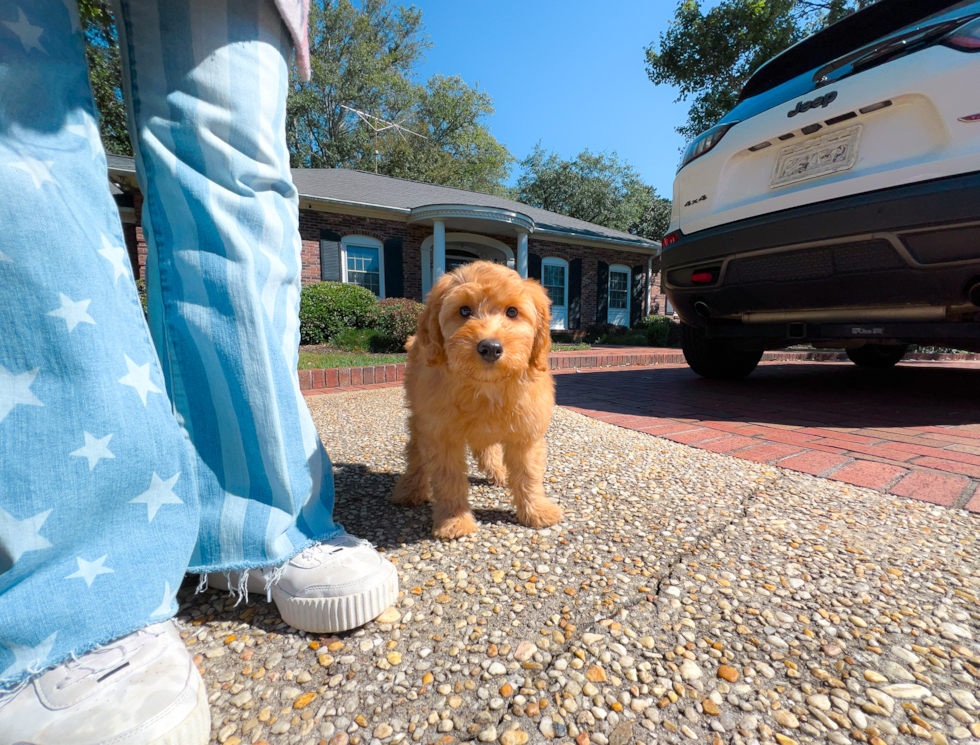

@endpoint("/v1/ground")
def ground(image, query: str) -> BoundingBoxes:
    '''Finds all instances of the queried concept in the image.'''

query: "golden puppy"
[391,261,561,539]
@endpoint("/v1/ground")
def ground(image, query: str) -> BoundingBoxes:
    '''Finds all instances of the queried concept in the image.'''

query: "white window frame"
[608,264,631,325]
[541,257,569,330]
[341,235,385,299]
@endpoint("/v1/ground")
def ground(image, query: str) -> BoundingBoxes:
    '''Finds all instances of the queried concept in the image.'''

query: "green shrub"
[598,331,650,346]
[638,315,675,347]
[370,298,425,352]
[299,282,377,345]
[583,323,630,343]
[329,328,383,352]
[135,278,148,314]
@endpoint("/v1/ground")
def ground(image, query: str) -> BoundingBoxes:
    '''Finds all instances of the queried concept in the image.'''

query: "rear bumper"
[662,171,980,332]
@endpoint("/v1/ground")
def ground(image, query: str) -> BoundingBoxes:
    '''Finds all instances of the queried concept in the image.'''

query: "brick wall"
[528,237,664,325]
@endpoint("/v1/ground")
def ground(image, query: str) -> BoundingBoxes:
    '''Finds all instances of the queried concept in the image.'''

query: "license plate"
[770,124,862,189]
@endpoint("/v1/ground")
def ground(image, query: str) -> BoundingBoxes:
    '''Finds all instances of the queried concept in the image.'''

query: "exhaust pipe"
[693,300,712,319]
[969,282,980,308]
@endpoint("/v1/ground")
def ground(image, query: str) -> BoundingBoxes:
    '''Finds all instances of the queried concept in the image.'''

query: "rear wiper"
[812,17,973,86]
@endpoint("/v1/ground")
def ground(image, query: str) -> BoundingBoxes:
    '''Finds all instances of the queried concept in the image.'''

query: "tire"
[681,323,764,380]
[845,343,908,369]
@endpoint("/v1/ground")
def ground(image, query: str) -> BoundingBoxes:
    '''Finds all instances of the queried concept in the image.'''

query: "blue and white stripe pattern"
[0,0,339,688]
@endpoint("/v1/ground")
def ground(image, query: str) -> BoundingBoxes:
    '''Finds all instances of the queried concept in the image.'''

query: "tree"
[516,145,671,242]
[646,0,876,141]
[286,0,512,192]
[379,75,513,195]
[79,0,131,155]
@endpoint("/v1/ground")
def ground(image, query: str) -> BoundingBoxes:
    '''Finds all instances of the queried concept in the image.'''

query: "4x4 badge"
[788,91,837,117]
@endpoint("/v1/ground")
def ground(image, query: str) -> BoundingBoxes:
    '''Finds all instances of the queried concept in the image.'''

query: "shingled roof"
[106,156,660,251]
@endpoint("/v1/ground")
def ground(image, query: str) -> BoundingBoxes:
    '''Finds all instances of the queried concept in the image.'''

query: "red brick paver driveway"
[554,360,980,512]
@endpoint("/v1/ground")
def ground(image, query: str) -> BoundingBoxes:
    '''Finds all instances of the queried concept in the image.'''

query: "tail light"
[942,17,980,51]
[662,231,681,248]
[691,272,714,284]
[678,121,738,172]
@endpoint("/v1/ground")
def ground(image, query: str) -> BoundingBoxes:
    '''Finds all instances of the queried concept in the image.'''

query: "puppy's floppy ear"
[526,278,552,372]
[416,274,451,366]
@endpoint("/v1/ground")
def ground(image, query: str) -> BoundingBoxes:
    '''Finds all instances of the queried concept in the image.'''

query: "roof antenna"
[340,105,428,174]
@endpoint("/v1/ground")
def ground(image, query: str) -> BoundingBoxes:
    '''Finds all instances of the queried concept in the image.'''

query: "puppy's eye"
[506,307,518,319]
[459,306,472,317]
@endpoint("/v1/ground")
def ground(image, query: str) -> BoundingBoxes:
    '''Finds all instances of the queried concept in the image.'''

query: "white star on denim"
[0,365,43,425]
[3,8,46,54]
[118,355,161,405]
[10,156,56,189]
[47,293,95,333]
[65,118,102,160]
[0,507,52,564]
[130,472,182,522]
[70,432,115,471]
[150,581,179,617]
[61,0,80,33]
[0,250,11,263]
[65,555,114,587]
[0,632,57,681]
[98,233,129,283]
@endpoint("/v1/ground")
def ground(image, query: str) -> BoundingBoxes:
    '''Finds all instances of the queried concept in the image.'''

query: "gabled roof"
[106,155,660,252]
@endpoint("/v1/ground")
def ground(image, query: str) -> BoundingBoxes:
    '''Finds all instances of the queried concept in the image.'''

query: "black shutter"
[528,252,542,281]
[596,261,608,325]
[568,258,582,329]
[319,229,342,282]
[383,238,404,298]
[631,264,645,327]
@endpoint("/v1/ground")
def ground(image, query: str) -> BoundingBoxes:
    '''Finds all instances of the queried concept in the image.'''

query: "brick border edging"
[297,351,980,392]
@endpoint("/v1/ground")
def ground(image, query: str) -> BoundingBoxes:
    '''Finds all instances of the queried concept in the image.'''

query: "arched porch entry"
[421,233,515,297]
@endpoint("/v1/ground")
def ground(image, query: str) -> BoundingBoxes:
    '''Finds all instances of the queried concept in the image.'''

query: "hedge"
[299,282,377,345]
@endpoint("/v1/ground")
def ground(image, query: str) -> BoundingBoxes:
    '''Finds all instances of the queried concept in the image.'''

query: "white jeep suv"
[661,0,980,378]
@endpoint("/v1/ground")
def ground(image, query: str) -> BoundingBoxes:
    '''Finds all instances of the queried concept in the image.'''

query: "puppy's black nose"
[477,339,503,362]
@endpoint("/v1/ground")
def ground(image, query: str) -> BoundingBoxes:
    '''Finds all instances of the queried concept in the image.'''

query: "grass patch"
[552,342,592,351]
[299,351,406,370]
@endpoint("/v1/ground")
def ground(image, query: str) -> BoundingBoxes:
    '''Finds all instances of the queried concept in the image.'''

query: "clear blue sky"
[413,0,688,199]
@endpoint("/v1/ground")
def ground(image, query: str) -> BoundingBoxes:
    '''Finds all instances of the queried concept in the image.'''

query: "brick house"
[108,155,665,330]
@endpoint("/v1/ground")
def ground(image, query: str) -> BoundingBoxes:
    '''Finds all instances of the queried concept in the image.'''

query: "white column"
[433,220,446,281]
[516,231,528,279]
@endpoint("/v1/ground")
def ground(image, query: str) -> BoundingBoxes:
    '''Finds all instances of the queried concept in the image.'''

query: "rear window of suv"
[739,0,973,102]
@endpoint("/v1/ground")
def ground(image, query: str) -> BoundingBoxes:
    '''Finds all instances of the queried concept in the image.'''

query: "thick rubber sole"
[273,562,399,634]
[149,671,211,745]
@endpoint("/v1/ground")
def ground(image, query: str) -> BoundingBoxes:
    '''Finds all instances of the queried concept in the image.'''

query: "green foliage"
[646,0,878,140]
[638,315,675,347]
[299,281,378,345]
[516,145,671,242]
[370,297,425,352]
[582,323,631,344]
[329,327,384,351]
[135,278,148,314]
[78,0,131,155]
[287,1,512,193]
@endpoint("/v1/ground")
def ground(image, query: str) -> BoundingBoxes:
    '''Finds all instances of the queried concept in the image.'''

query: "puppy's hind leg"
[474,444,508,488]
[430,437,478,540]
[391,417,431,507]
[503,438,562,529]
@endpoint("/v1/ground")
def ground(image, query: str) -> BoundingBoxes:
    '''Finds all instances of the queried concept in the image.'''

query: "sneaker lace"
[257,535,372,602]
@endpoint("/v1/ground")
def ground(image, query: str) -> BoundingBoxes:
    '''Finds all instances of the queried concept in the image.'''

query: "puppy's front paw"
[390,474,430,507]
[516,499,563,529]
[432,512,479,540]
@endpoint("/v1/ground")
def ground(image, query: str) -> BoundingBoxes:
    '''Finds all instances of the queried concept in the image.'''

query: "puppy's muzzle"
[476,338,503,363]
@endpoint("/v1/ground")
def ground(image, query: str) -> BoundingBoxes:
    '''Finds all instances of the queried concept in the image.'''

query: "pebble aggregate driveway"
[554,361,980,512]
[186,386,980,745]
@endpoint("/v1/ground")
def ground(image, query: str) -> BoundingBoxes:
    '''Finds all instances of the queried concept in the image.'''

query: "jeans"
[0,0,340,688]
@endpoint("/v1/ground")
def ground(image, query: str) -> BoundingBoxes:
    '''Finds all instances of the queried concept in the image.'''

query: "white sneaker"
[208,533,398,634]
[0,620,209,745]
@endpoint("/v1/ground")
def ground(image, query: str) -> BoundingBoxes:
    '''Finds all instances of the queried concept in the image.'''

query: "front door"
[543,261,567,330]
[607,267,630,326]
